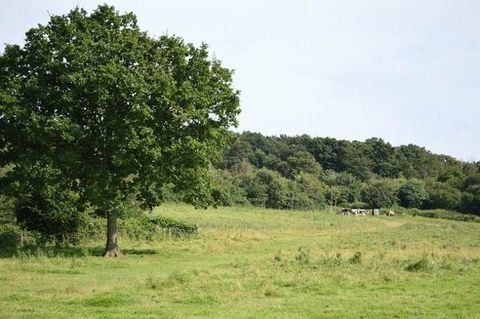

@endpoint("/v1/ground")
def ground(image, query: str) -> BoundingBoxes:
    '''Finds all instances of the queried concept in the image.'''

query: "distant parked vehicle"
[337,208,372,216]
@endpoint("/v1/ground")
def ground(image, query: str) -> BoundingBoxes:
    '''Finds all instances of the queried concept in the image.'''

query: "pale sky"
[1,0,479,161]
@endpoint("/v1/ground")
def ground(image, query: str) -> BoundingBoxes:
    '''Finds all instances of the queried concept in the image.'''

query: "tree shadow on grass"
[0,245,103,258]
[122,248,158,255]
[0,245,159,258]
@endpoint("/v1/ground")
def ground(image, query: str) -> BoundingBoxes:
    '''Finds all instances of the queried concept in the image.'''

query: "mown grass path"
[1,205,480,318]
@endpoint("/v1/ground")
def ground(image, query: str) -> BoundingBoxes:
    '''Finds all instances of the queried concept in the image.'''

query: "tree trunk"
[103,211,121,257]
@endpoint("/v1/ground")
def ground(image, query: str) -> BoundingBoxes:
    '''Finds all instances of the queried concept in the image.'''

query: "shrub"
[0,224,22,257]
[148,216,199,236]
[398,180,428,208]
[459,184,480,216]
[295,173,327,208]
[241,169,289,209]
[424,182,461,210]
[361,181,396,208]
[15,189,88,244]
[405,208,480,223]
[88,215,200,241]
[210,169,247,207]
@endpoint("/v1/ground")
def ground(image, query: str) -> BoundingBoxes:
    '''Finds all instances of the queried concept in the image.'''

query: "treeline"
[208,132,480,215]
[1,131,479,247]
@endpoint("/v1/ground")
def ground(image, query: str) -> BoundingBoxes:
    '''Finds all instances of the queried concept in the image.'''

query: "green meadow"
[1,204,480,318]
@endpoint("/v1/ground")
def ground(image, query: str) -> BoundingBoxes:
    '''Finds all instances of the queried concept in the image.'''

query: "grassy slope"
[1,204,480,319]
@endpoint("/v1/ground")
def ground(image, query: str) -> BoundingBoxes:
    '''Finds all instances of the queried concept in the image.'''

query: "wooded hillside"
[208,132,480,215]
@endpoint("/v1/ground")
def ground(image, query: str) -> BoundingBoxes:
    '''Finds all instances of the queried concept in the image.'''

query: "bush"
[3,163,88,245]
[361,181,396,208]
[259,170,289,209]
[210,169,247,207]
[459,184,480,216]
[286,190,316,210]
[295,173,327,208]
[0,224,22,257]
[424,182,461,210]
[403,208,480,223]
[148,216,199,236]
[15,189,88,244]
[398,180,428,208]
[241,169,290,209]
[79,214,200,242]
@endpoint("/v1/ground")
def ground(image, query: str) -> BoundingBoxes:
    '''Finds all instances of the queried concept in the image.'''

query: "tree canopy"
[209,132,480,215]
[0,5,240,255]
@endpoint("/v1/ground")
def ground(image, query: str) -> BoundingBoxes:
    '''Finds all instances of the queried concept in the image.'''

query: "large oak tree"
[0,6,240,256]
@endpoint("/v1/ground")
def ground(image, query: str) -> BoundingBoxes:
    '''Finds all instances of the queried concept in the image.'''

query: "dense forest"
[207,132,480,215]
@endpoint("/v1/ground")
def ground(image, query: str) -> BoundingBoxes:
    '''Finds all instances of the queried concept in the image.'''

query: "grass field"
[1,204,480,318]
